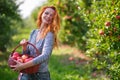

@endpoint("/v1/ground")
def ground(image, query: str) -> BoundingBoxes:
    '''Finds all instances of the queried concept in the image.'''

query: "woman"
[11,6,60,80]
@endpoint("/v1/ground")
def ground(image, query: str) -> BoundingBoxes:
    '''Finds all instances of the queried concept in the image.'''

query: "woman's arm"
[10,59,34,72]
[10,30,36,71]
[21,30,36,54]
[11,32,54,71]
[32,32,54,64]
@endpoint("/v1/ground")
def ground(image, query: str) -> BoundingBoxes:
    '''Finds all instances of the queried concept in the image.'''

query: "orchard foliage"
[0,0,21,52]
[30,0,120,79]
[31,0,90,50]
[81,0,120,79]
[46,0,90,50]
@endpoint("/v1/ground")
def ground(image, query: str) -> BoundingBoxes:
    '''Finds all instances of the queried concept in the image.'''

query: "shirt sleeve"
[22,30,36,54]
[32,32,54,64]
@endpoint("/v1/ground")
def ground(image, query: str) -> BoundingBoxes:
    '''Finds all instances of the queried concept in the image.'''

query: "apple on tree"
[99,29,104,35]
[68,57,74,61]
[116,15,120,20]
[105,21,111,27]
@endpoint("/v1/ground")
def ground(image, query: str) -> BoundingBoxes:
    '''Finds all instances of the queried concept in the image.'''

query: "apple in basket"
[21,54,29,61]
[12,52,20,60]
[24,57,33,63]
[17,58,24,63]
[8,52,20,68]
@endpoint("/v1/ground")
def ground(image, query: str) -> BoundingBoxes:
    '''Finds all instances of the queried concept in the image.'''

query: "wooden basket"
[8,42,40,74]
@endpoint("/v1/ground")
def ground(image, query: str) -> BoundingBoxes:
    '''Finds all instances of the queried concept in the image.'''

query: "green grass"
[49,48,109,80]
[0,26,110,80]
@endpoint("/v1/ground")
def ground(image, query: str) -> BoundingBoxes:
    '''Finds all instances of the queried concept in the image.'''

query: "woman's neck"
[39,23,47,31]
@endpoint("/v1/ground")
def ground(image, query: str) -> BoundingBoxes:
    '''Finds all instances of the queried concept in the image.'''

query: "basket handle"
[11,42,40,56]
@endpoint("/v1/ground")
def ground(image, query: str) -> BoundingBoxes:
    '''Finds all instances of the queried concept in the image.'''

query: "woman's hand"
[20,39,28,50]
[10,60,24,72]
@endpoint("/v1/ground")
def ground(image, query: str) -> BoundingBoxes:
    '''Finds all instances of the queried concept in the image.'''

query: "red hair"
[36,6,60,47]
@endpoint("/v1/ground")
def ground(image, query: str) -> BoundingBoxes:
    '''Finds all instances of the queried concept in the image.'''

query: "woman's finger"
[13,68,19,72]
[20,39,28,46]
[13,59,21,64]
[10,65,16,68]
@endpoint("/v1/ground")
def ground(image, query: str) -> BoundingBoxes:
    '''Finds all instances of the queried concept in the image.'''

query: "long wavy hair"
[36,6,60,47]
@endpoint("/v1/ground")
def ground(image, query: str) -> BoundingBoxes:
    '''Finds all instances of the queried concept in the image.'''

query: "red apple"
[21,54,29,60]
[13,52,20,56]
[75,61,79,64]
[99,29,104,35]
[116,15,120,20]
[17,58,24,63]
[105,21,111,26]
[12,52,20,60]
[24,57,33,63]
[68,57,74,61]
[12,55,18,60]
[92,72,97,77]
[16,56,21,60]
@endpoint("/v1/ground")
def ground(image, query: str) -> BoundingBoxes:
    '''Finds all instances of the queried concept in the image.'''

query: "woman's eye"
[45,12,49,15]
[44,12,53,17]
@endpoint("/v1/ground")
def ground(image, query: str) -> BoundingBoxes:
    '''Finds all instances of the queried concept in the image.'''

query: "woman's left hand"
[10,60,24,72]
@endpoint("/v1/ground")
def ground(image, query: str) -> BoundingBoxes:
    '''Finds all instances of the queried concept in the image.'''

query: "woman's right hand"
[20,39,28,50]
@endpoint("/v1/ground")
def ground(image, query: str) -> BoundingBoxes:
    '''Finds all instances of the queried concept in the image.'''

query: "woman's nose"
[47,14,51,18]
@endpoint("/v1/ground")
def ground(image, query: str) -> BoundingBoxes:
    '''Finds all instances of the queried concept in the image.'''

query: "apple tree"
[45,0,92,50]
[0,0,21,52]
[81,0,120,79]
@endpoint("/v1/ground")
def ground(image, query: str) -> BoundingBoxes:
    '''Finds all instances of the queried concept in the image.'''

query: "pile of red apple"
[10,52,33,64]
[8,52,39,74]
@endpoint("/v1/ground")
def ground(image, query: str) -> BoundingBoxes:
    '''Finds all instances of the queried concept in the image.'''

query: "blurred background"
[0,0,120,80]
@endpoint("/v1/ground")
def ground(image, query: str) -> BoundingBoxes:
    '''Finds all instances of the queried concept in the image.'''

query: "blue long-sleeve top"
[23,29,54,72]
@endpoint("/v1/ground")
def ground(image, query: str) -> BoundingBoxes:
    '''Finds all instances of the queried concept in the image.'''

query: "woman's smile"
[42,8,55,24]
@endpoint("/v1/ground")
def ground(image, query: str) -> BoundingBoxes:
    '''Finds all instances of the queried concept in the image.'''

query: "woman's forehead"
[44,8,55,14]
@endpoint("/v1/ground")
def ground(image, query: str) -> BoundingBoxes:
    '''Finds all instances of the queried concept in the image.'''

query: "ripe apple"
[75,61,79,64]
[13,52,20,56]
[92,72,97,77]
[21,54,29,60]
[24,57,33,63]
[12,55,18,60]
[105,21,111,26]
[116,15,120,20]
[68,57,74,61]
[99,29,104,35]
[16,56,21,60]
[12,52,20,60]
[17,58,24,63]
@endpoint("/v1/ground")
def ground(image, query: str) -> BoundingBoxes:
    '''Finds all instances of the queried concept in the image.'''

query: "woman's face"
[41,8,55,25]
